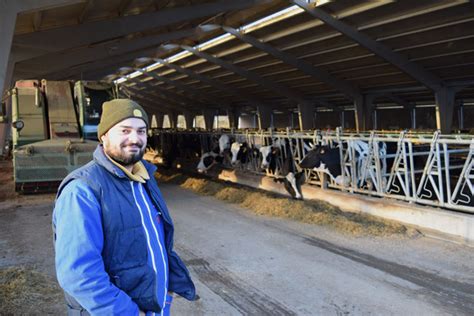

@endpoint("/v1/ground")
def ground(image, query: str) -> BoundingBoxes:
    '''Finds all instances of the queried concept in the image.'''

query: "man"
[53,99,196,315]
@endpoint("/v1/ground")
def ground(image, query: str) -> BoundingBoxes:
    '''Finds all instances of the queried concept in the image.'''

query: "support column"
[202,109,215,131]
[166,112,177,129]
[407,105,416,130]
[0,2,17,95]
[458,102,464,130]
[257,105,272,130]
[0,3,17,156]
[364,95,376,130]
[151,113,164,129]
[183,112,195,129]
[435,87,455,133]
[297,103,314,131]
[227,108,240,129]
[339,110,345,129]
[354,96,365,132]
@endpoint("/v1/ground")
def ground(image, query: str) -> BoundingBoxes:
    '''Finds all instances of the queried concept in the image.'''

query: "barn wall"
[376,108,411,130]
[239,114,257,129]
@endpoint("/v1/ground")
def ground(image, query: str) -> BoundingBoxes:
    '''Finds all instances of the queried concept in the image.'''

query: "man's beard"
[105,143,145,166]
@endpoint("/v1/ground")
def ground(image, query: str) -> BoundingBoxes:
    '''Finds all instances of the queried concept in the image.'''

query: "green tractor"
[10,79,116,193]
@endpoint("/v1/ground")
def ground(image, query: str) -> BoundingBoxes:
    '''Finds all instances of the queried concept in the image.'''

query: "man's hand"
[139,310,146,316]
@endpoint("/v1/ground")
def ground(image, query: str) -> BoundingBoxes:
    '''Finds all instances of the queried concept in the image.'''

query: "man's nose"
[128,131,140,143]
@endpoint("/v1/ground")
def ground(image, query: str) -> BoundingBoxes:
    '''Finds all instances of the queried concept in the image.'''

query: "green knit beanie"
[97,99,149,141]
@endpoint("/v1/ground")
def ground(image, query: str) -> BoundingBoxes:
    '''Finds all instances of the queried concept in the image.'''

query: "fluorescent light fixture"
[128,70,143,79]
[115,1,329,84]
[195,32,235,51]
[240,5,303,34]
[144,62,162,72]
[165,50,192,63]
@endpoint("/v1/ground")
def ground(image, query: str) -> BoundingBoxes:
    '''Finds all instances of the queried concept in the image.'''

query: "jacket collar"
[93,145,157,180]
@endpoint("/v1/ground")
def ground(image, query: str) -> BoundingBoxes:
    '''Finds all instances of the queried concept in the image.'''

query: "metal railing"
[149,128,474,213]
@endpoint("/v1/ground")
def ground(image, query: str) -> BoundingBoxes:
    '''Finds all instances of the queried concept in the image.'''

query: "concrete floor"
[1,182,473,315]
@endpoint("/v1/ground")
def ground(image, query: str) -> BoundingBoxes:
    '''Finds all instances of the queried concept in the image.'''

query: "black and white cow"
[218,134,232,155]
[298,140,389,187]
[230,141,260,167]
[196,134,231,172]
[299,145,345,185]
[259,139,305,199]
[197,151,224,173]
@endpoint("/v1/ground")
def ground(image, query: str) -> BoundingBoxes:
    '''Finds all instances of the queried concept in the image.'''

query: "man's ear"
[100,134,107,143]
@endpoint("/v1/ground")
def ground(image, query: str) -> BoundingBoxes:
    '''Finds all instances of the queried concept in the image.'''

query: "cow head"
[218,134,231,155]
[299,146,325,169]
[197,152,222,173]
[231,142,249,166]
[259,145,280,170]
[298,145,342,181]
[274,171,305,200]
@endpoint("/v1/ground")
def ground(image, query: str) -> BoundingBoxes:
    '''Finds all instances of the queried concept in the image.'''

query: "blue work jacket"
[53,145,196,315]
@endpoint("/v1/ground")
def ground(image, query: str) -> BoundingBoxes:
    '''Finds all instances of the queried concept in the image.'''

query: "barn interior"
[1,1,474,314]
[2,0,474,139]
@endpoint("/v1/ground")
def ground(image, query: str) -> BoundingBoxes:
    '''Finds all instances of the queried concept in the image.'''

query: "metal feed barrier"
[149,128,474,214]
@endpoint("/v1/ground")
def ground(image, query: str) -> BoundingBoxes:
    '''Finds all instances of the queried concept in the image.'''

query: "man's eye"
[122,129,130,134]
[138,130,146,135]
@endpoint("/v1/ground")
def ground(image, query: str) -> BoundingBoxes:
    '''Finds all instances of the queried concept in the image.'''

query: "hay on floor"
[156,171,414,237]
[0,266,63,315]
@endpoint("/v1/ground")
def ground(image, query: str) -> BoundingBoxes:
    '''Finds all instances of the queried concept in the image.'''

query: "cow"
[259,139,305,200]
[197,151,224,173]
[230,141,260,166]
[299,145,346,185]
[298,140,390,188]
[218,134,232,155]
[196,134,232,173]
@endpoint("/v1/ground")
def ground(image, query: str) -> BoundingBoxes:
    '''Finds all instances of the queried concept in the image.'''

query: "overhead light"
[197,24,221,33]
[195,32,235,51]
[128,70,143,79]
[240,5,304,34]
[114,1,331,84]
[165,50,192,63]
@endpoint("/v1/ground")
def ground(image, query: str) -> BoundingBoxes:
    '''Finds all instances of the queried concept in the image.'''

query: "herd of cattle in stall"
[148,128,474,214]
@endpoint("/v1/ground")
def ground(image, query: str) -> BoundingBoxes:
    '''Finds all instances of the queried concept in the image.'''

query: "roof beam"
[123,90,170,115]
[292,0,444,92]
[32,11,43,31]
[14,27,204,75]
[137,68,225,107]
[181,44,308,105]
[126,79,197,112]
[15,0,86,13]
[155,58,266,108]
[41,45,162,80]
[13,0,269,53]
[3,0,85,93]
[383,94,413,109]
[78,0,94,24]
[118,0,133,16]
[124,84,188,113]
[152,0,163,11]
[222,25,361,102]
